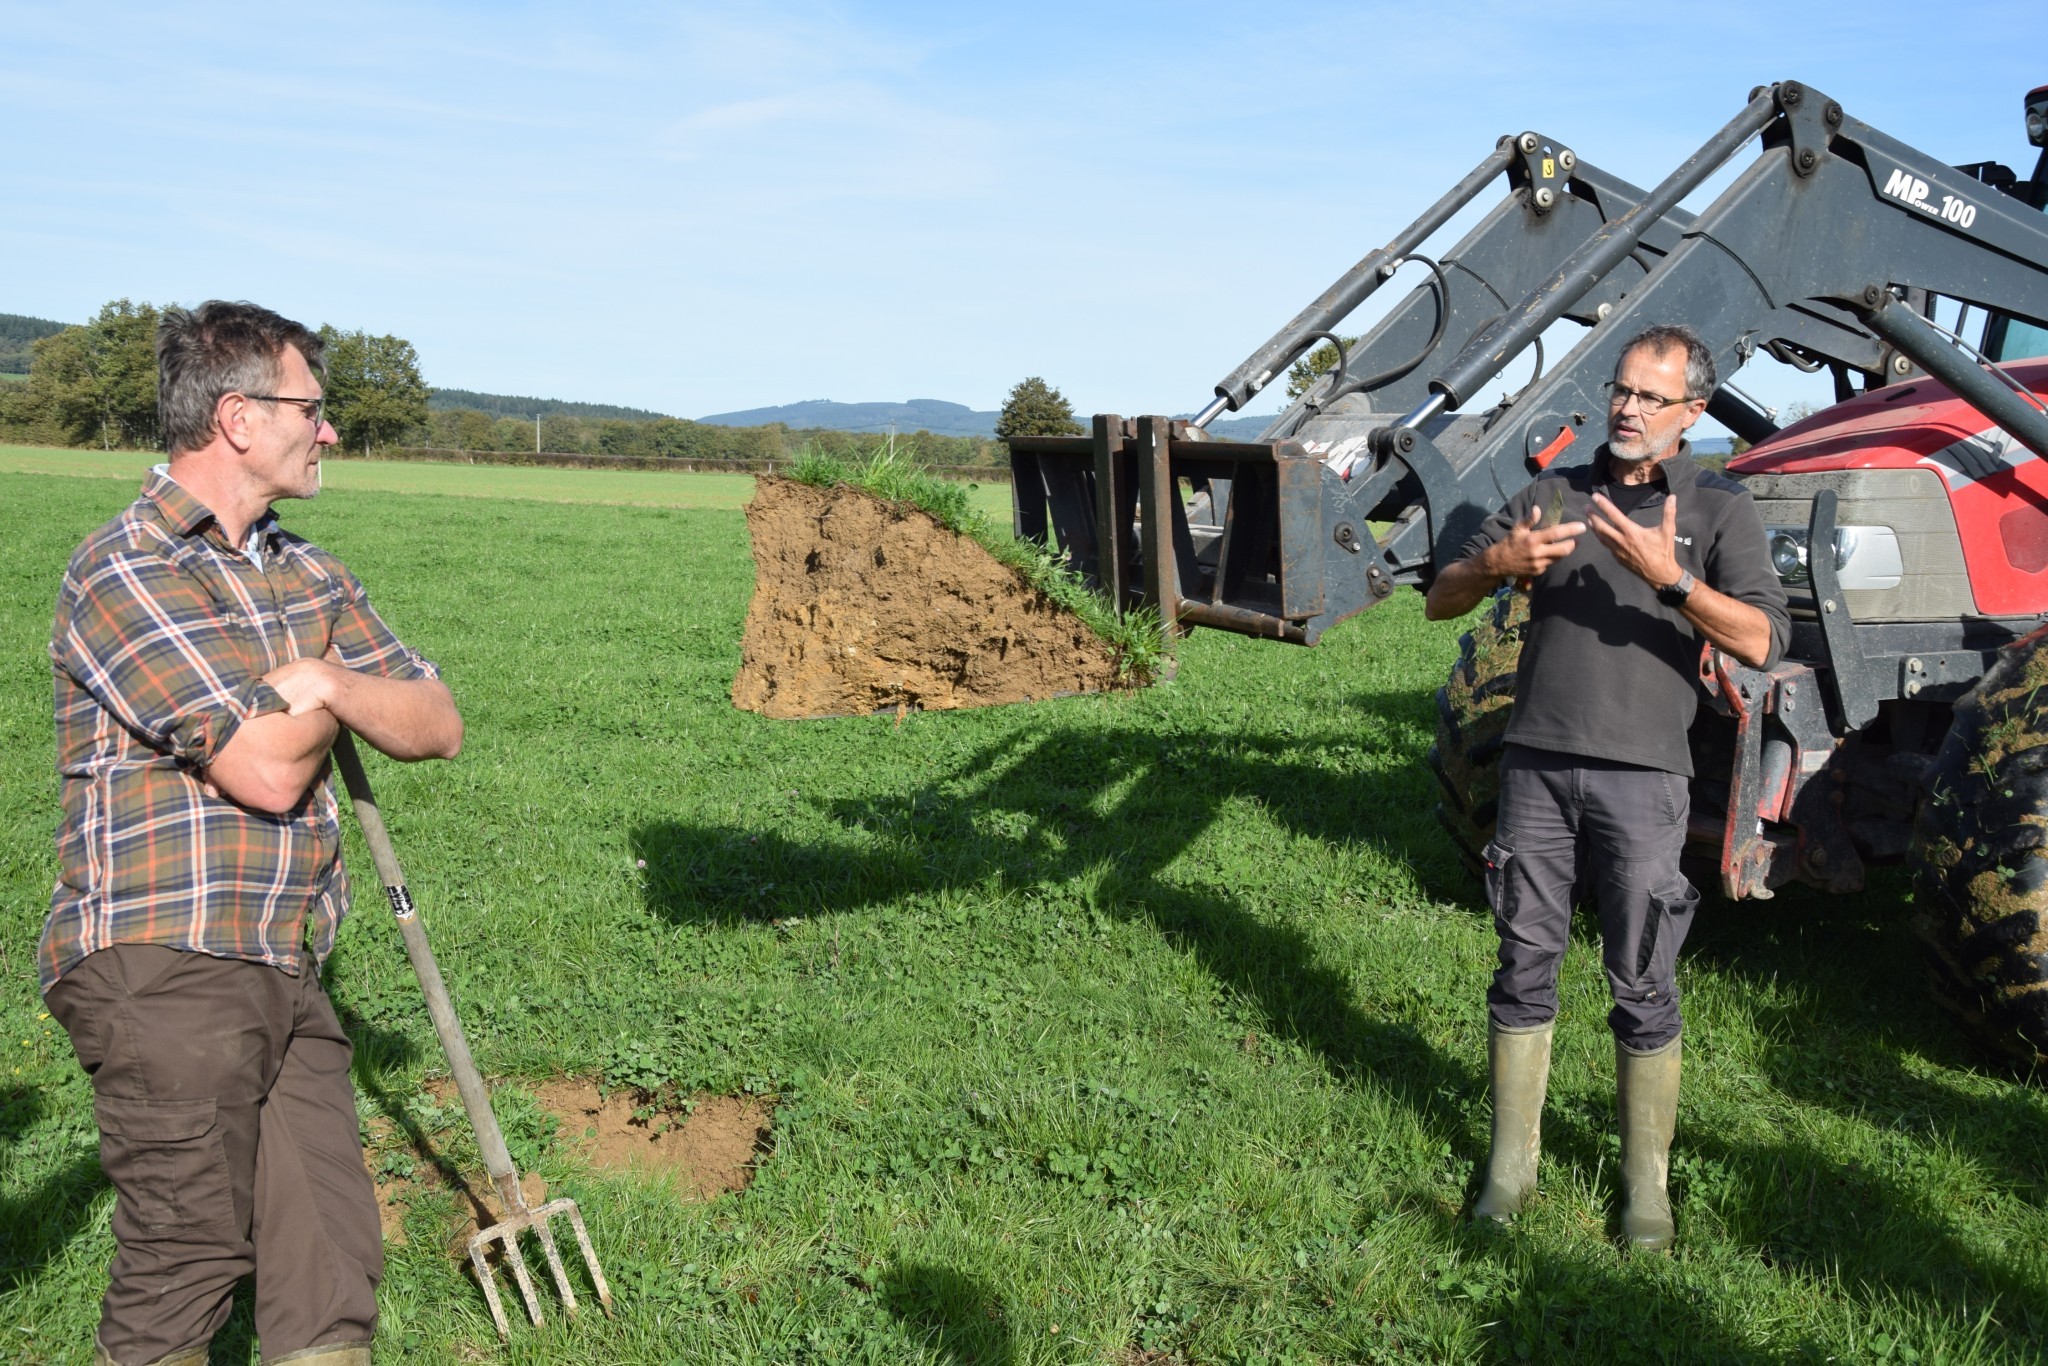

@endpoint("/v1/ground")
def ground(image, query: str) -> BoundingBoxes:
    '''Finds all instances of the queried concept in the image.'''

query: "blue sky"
[3,2,2041,426]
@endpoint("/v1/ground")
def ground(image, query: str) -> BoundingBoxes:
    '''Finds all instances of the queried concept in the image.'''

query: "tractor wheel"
[1910,623,2048,1068]
[1428,589,1529,880]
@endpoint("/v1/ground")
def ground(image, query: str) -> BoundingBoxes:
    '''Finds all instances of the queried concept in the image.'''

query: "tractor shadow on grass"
[636,700,1491,1150]
[633,702,2048,1357]
[635,707,1803,1353]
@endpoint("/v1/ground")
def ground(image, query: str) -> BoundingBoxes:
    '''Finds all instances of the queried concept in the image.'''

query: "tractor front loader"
[1013,80,2048,1064]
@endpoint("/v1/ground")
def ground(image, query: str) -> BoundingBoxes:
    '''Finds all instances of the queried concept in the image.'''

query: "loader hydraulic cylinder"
[1203,140,1519,419]
[1427,84,1781,408]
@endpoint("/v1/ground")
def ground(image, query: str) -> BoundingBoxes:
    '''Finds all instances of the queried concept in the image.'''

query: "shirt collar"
[143,465,283,557]
[1591,438,1697,491]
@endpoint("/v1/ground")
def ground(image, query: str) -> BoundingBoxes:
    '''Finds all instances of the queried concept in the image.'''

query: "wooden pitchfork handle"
[331,730,526,1211]
[332,730,610,1336]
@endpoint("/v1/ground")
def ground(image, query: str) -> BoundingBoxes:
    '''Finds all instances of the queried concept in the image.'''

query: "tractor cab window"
[1997,315,2048,362]
[1988,199,2048,361]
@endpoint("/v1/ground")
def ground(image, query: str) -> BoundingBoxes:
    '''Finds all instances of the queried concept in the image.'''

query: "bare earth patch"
[363,1079,774,1250]
[533,1077,774,1198]
[732,476,1123,719]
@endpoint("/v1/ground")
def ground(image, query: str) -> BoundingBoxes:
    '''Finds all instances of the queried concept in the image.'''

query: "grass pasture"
[2,466,2045,1363]
[0,444,1014,518]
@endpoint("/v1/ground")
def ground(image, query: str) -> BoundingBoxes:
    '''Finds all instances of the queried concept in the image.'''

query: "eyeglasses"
[1603,382,1695,415]
[244,394,326,427]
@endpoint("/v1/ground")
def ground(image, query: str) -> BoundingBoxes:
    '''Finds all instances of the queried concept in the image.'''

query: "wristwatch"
[1657,570,1697,608]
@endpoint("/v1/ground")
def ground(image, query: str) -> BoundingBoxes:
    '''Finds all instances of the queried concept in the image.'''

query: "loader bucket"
[1008,414,1394,646]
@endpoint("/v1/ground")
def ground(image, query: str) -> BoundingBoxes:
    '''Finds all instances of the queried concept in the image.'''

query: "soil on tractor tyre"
[1910,623,2048,1067]
[1429,589,1529,876]
[733,477,1125,719]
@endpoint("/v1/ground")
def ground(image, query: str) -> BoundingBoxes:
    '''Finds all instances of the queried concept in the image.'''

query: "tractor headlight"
[1769,529,1810,583]
[1764,525,1901,590]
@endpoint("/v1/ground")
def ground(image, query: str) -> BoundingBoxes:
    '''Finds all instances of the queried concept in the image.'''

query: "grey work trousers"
[45,944,382,1364]
[1483,744,1700,1050]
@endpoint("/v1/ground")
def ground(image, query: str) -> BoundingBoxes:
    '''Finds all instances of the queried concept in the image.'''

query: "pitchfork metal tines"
[333,731,613,1336]
[467,1173,613,1336]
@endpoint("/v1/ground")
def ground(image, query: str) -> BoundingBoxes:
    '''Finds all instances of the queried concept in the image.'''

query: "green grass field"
[2,469,2044,1363]
[0,445,1013,519]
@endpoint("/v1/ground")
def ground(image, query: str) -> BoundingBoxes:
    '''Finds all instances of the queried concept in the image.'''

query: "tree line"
[0,298,1073,468]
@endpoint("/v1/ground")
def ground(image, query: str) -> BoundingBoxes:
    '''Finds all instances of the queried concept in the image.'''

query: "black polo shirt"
[1457,442,1791,776]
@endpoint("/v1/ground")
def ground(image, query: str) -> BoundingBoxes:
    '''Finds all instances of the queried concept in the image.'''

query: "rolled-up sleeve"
[54,550,288,767]
[323,564,440,681]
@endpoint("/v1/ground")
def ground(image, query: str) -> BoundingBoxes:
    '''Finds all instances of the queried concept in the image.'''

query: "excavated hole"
[363,1077,775,1254]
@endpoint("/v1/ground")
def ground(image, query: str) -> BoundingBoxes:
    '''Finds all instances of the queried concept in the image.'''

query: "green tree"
[643,417,697,459]
[319,327,429,455]
[85,301,161,448]
[427,407,497,451]
[16,326,99,445]
[10,302,161,449]
[1284,335,1360,400]
[995,376,1082,439]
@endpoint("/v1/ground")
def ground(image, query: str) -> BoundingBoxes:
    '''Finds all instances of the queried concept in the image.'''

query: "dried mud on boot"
[733,477,1126,719]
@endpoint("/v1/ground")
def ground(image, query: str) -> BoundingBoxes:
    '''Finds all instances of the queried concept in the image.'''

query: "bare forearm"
[1425,551,1506,620]
[205,708,340,814]
[323,672,463,761]
[1682,586,1771,667]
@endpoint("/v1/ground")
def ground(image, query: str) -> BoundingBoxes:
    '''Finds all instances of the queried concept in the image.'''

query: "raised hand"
[1486,500,1586,582]
[1587,491,1683,589]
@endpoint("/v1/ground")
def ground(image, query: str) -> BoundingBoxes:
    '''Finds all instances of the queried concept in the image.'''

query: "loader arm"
[1012,132,1710,631]
[1017,80,2048,647]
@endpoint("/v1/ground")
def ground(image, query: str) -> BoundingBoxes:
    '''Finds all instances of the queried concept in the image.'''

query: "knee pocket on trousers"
[1482,839,1517,925]
[94,1095,234,1232]
[1634,874,1700,988]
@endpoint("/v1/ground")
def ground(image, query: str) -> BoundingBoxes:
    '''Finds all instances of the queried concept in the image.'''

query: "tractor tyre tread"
[1432,590,1529,882]
[1909,621,2048,1068]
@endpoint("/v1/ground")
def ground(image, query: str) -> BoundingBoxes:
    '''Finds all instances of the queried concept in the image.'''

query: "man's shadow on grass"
[880,1263,1013,1365]
[0,1085,106,1296]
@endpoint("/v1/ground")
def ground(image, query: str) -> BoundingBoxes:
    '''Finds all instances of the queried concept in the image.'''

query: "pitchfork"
[334,730,613,1337]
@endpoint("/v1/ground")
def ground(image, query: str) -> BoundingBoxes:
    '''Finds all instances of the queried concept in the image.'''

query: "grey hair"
[1618,323,1716,400]
[158,301,325,455]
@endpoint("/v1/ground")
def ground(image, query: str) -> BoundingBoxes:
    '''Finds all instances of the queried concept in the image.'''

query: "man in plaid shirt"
[41,301,462,1366]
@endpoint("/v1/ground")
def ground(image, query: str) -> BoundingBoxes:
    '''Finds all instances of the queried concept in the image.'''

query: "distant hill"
[1196,414,1279,441]
[699,398,1001,439]
[430,387,673,421]
[1,312,69,374]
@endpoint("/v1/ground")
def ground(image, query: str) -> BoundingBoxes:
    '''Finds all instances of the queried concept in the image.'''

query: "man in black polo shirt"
[1425,323,1789,1250]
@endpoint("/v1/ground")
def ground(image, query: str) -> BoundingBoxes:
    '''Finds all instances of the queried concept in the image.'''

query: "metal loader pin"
[334,731,613,1337]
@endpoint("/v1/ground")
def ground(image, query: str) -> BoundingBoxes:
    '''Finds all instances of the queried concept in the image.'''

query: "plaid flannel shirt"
[40,469,440,991]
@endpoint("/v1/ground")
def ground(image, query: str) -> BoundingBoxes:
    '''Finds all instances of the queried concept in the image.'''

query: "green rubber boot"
[1617,1035,1682,1252]
[268,1342,374,1365]
[94,1336,209,1366]
[1471,1020,1553,1223]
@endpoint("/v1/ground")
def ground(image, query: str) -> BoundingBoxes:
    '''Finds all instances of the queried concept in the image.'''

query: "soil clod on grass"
[733,475,1129,719]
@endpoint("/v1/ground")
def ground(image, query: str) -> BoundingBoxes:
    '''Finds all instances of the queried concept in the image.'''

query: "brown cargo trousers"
[45,943,382,1364]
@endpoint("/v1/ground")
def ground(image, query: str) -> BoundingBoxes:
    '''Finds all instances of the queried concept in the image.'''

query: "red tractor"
[1009,81,2048,1062]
